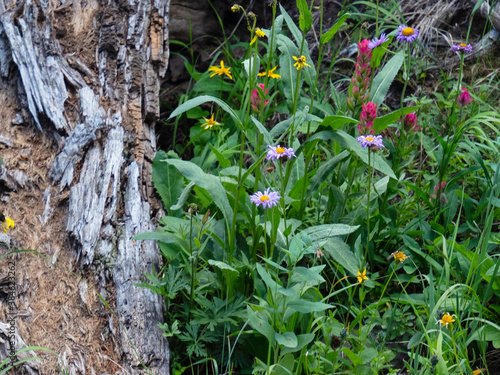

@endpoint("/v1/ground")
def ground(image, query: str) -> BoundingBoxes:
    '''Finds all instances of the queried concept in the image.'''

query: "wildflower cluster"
[251,83,270,112]
[347,40,372,111]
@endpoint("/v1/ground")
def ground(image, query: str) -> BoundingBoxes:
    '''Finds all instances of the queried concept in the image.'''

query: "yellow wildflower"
[392,251,409,263]
[2,216,14,233]
[258,65,281,79]
[255,28,266,38]
[231,4,241,12]
[293,55,311,70]
[208,61,233,80]
[357,269,368,284]
[437,313,455,327]
[201,114,220,130]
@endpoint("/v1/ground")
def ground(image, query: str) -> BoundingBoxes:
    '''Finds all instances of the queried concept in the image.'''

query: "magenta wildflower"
[347,40,372,111]
[403,113,420,133]
[266,145,296,160]
[251,83,270,112]
[452,43,472,54]
[457,88,473,107]
[357,135,384,149]
[396,25,419,43]
[358,102,377,135]
[369,33,389,49]
[250,188,281,209]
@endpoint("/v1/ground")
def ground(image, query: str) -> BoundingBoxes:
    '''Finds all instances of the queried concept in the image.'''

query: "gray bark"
[0,0,171,373]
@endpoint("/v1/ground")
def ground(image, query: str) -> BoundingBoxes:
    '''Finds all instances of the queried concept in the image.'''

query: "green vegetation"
[140,1,500,374]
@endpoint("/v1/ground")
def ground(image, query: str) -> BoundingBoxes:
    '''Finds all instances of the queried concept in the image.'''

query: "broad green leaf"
[320,13,349,44]
[251,116,273,146]
[360,348,378,364]
[209,144,231,169]
[373,106,420,132]
[281,333,315,354]
[165,159,233,226]
[299,223,359,242]
[152,150,184,217]
[193,77,233,93]
[257,263,281,291]
[275,331,298,348]
[287,300,334,313]
[291,266,326,284]
[208,260,239,274]
[332,130,397,179]
[277,34,299,107]
[408,332,422,349]
[323,237,358,276]
[370,51,404,106]
[342,348,363,366]
[134,231,178,243]
[247,306,274,343]
[296,0,312,33]
[274,353,295,375]
[168,95,242,128]
[320,115,358,130]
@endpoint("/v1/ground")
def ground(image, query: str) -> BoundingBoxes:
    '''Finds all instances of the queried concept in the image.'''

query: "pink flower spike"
[251,83,270,112]
[403,113,420,132]
[250,188,281,209]
[457,88,473,107]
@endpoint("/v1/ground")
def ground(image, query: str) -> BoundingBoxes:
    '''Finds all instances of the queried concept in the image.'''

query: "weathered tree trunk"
[0,0,170,373]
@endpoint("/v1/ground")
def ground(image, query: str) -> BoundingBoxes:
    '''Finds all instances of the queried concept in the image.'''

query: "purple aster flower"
[368,33,389,49]
[266,145,296,160]
[396,25,419,43]
[250,188,281,209]
[452,43,472,54]
[357,135,385,149]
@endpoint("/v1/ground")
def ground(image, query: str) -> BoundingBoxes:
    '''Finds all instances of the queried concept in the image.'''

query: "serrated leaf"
[332,130,397,179]
[165,159,233,227]
[320,13,349,44]
[296,0,312,32]
[323,237,358,276]
[152,150,184,217]
[370,51,404,106]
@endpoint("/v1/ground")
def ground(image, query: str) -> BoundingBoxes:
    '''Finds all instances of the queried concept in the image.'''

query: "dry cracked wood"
[0,0,171,373]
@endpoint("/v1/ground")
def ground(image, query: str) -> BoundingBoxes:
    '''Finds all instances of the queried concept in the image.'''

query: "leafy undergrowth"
[139,1,500,374]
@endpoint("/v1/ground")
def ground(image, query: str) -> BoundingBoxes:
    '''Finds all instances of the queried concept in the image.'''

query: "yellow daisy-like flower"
[357,269,368,284]
[2,216,15,233]
[292,55,311,70]
[250,29,266,46]
[392,251,409,263]
[258,65,281,79]
[208,61,233,80]
[437,313,455,327]
[201,114,220,130]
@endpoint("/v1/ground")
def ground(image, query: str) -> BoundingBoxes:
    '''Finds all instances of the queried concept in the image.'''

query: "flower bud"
[457,88,473,107]
[403,113,420,132]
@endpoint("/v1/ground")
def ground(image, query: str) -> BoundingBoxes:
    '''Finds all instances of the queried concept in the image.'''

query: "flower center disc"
[402,27,414,36]
[276,147,285,154]
[366,136,375,142]
[260,195,270,202]
[460,43,467,47]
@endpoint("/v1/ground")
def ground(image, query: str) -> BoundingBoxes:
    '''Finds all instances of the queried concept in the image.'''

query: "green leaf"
[257,263,280,291]
[209,144,231,169]
[360,348,378,364]
[299,223,359,242]
[408,332,422,349]
[208,260,239,274]
[373,106,420,132]
[342,348,362,366]
[168,95,242,128]
[320,115,358,130]
[247,306,274,343]
[323,237,358,276]
[281,333,315,355]
[307,150,349,198]
[133,231,178,243]
[165,159,233,227]
[296,0,312,33]
[152,150,185,217]
[320,13,349,44]
[287,300,334,313]
[170,181,195,210]
[291,266,326,284]
[274,353,295,375]
[332,130,397,179]
[251,116,273,146]
[275,331,298,348]
[370,51,404,106]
